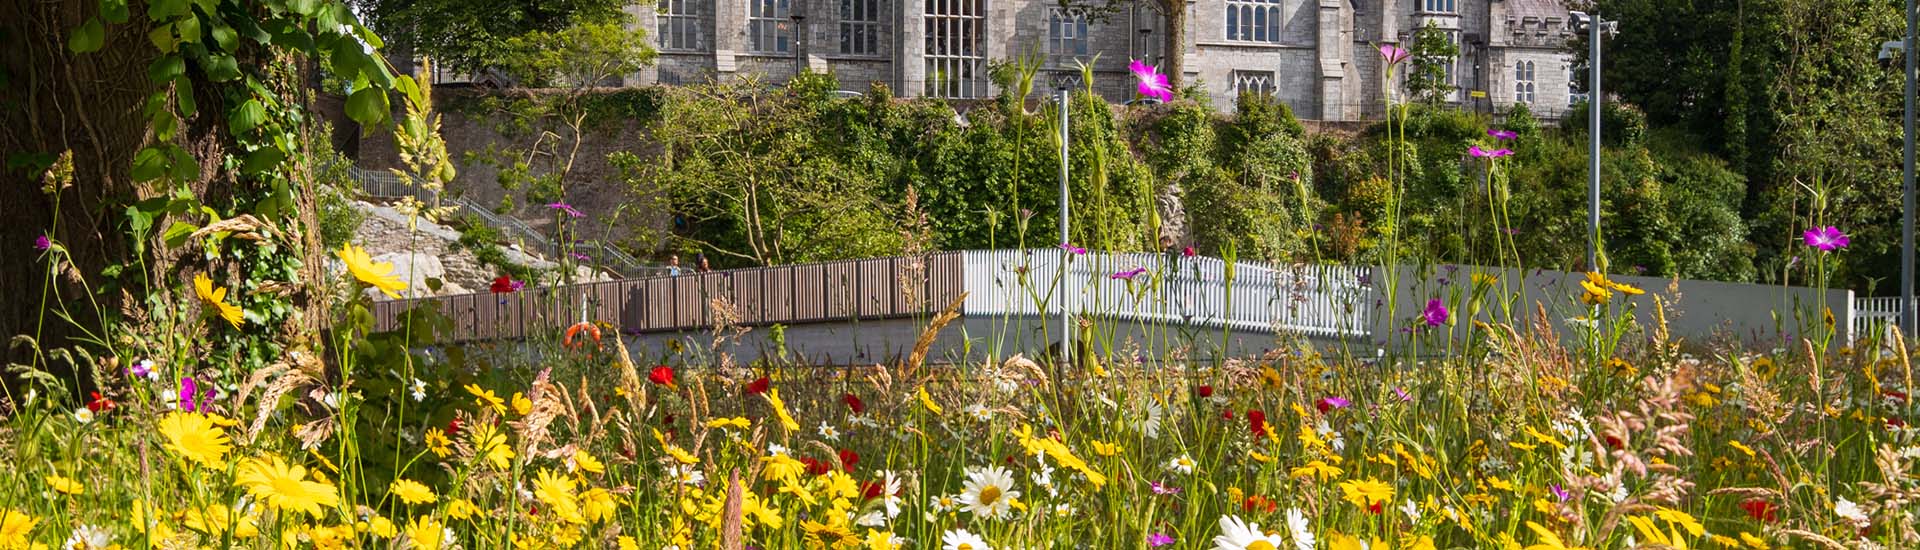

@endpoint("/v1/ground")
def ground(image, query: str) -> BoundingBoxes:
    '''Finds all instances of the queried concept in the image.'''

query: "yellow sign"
[1469,90,1488,98]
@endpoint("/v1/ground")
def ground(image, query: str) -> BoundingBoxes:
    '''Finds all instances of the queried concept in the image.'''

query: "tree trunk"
[1,1,163,377]
[1,1,327,389]
[1162,0,1187,93]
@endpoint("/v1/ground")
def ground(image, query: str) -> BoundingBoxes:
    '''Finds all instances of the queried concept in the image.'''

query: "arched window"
[1226,0,1283,44]
[1514,60,1536,104]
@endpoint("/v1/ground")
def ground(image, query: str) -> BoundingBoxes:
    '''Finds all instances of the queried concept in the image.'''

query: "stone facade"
[624,0,1576,120]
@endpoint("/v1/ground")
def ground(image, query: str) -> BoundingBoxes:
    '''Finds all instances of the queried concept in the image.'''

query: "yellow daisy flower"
[464,384,506,415]
[390,478,436,505]
[236,454,341,518]
[194,273,244,328]
[46,474,83,495]
[158,412,232,468]
[336,243,408,298]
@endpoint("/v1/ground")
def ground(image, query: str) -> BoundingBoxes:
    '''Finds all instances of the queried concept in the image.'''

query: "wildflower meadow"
[5,4,1920,550]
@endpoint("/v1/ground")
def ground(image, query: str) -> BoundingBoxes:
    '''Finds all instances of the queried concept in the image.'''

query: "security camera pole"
[1058,86,1073,366]
[1570,11,1611,271]
[1906,0,1916,334]
[1574,11,1605,271]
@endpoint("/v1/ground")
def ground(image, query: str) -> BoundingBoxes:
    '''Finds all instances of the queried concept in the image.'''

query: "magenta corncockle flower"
[545,202,585,219]
[1802,226,1849,251]
[179,377,199,412]
[34,235,51,251]
[1469,145,1514,159]
[1150,481,1181,495]
[1111,267,1149,280]
[1181,246,1195,257]
[1130,59,1173,102]
[1059,243,1088,255]
[1488,128,1518,140]
[1378,43,1411,65]
[1393,386,1412,402]
[1422,298,1449,327]
[1550,484,1571,502]
[1315,396,1350,413]
[129,359,156,380]
[1147,532,1174,547]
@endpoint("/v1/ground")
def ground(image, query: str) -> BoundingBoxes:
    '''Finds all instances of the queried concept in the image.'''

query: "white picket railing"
[1853,296,1902,342]
[961,249,1373,338]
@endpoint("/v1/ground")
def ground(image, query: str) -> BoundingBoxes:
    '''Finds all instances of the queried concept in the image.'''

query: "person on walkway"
[696,254,712,273]
[666,254,683,276]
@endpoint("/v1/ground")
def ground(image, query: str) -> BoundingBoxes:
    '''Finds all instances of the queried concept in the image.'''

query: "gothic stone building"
[633,0,1576,120]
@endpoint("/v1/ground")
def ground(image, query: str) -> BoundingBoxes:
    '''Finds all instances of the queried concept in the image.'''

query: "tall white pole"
[1058,87,1073,366]
[1588,16,1603,271]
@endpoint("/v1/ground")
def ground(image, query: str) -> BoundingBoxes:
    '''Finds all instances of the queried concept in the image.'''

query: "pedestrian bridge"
[371,249,1377,364]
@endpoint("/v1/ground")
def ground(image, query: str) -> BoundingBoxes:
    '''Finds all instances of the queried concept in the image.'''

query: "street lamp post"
[790,13,806,77]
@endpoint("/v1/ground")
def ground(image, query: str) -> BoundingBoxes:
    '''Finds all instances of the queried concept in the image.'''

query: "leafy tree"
[3,0,400,379]
[350,0,630,76]
[1404,22,1459,106]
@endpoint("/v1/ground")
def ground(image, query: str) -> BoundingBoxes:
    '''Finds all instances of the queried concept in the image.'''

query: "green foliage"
[352,0,631,76]
[1404,22,1460,105]
[312,124,367,249]
[497,19,656,88]
[454,214,538,280]
[1562,100,1648,147]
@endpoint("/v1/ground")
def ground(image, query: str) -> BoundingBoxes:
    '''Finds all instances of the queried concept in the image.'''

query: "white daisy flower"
[959,465,1021,520]
[72,408,93,424]
[1140,400,1164,439]
[1211,514,1284,550]
[1835,498,1870,528]
[876,470,904,518]
[929,493,958,512]
[1166,454,1196,475]
[63,524,113,550]
[410,378,427,402]
[1285,508,1314,550]
[942,529,992,550]
[964,404,993,422]
[667,464,705,487]
[818,421,841,441]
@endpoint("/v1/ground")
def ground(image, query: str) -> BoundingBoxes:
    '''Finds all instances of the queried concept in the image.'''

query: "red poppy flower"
[1888,417,1907,429]
[843,393,865,414]
[1368,501,1384,515]
[1247,409,1267,438]
[802,457,831,476]
[648,365,675,387]
[1196,385,1214,398]
[838,449,859,472]
[1884,390,1910,403]
[746,376,770,395]
[1740,498,1777,522]
[1243,494,1277,514]
[1222,409,1235,420]
[862,481,885,499]
[87,391,115,413]
[447,418,463,435]
[490,275,523,294]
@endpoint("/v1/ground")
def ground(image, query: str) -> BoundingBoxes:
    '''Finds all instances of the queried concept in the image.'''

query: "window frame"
[747,0,794,55]
[838,0,882,56]
[1046,7,1091,57]
[1225,0,1284,44]
[924,0,988,98]
[656,0,706,52]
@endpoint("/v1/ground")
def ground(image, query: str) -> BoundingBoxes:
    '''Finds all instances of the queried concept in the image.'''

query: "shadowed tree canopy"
[350,0,630,76]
